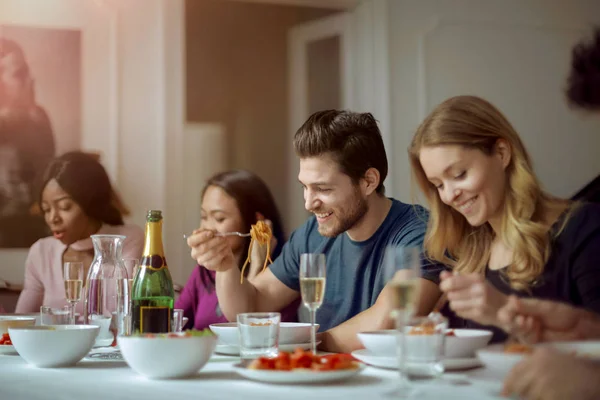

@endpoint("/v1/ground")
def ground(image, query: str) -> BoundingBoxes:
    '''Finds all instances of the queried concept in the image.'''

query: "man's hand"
[503,348,600,400]
[497,295,600,343]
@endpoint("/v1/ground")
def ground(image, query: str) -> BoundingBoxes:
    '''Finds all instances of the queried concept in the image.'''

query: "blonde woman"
[409,95,600,342]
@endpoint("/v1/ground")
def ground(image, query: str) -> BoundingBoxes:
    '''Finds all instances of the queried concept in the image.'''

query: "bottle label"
[141,255,167,271]
[140,306,171,333]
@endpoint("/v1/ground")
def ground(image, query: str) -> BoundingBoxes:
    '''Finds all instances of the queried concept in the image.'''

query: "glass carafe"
[84,234,129,342]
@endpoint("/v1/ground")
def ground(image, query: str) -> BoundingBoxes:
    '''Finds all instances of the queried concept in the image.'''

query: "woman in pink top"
[15,152,143,314]
[178,170,297,329]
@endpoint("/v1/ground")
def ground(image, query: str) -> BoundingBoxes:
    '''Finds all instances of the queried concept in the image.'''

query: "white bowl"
[357,328,493,358]
[209,322,319,346]
[0,315,36,334]
[8,325,99,368]
[119,333,217,379]
[356,329,397,356]
[444,329,493,358]
[476,344,526,379]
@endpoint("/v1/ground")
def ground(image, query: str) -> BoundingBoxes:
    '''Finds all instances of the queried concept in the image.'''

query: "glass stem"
[396,309,409,390]
[70,302,76,325]
[310,308,317,355]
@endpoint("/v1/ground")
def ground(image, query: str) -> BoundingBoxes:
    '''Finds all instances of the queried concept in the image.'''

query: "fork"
[183,231,251,240]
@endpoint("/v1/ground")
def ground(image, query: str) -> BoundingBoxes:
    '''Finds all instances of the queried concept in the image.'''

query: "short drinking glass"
[172,309,184,333]
[403,315,448,380]
[40,305,71,325]
[237,312,280,360]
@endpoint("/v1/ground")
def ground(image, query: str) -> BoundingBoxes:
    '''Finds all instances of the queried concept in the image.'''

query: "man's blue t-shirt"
[269,199,428,331]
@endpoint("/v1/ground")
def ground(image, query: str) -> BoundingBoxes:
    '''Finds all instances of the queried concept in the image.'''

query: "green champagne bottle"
[131,210,175,333]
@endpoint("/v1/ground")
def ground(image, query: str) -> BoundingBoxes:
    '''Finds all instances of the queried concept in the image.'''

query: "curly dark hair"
[566,27,600,110]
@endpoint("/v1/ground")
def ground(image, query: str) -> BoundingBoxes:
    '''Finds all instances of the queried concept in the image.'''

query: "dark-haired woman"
[15,152,143,313]
[176,170,297,329]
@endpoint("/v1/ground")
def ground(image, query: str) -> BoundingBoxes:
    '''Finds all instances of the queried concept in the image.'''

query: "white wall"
[0,0,186,285]
[384,0,600,204]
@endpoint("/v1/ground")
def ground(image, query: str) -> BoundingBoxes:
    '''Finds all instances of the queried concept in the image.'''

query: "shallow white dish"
[0,315,37,334]
[210,322,320,346]
[545,341,600,360]
[233,362,364,384]
[0,313,41,327]
[357,328,492,358]
[351,349,482,371]
[9,325,99,368]
[475,344,526,379]
[119,333,217,379]
[215,341,322,356]
[0,345,17,355]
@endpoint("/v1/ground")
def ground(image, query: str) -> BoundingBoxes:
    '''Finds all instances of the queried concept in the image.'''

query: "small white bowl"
[444,329,493,358]
[356,329,397,356]
[0,313,41,327]
[357,328,493,358]
[119,333,217,379]
[0,315,37,334]
[9,325,99,368]
[476,344,526,379]
[209,322,320,346]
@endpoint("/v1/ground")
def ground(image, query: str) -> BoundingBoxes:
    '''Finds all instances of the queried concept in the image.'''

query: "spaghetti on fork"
[240,220,274,284]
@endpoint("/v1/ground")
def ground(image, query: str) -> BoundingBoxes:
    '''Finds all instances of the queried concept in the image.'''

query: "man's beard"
[317,191,369,238]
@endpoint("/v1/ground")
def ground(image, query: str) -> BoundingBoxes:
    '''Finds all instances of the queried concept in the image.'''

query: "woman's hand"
[439,271,508,327]
[187,230,236,272]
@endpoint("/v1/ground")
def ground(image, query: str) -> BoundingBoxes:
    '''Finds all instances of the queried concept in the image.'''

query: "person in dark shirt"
[409,95,600,343]
[500,27,600,400]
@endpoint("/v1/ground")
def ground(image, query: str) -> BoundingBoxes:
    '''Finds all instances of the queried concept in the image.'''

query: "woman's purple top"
[175,265,298,330]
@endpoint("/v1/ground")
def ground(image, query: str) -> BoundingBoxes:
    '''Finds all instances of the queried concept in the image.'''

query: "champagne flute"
[383,246,421,397]
[63,261,84,324]
[299,253,326,355]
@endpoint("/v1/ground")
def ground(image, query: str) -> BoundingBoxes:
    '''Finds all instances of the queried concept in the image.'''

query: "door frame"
[287,12,355,230]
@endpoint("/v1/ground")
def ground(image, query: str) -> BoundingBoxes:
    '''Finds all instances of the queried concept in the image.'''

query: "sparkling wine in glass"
[383,246,422,397]
[299,253,326,355]
[63,261,84,324]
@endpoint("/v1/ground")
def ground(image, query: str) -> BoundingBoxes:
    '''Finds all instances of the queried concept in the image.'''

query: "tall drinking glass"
[383,246,422,397]
[122,258,139,326]
[299,253,326,355]
[63,262,84,324]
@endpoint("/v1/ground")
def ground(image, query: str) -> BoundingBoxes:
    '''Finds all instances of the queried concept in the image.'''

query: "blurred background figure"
[0,113,49,247]
[0,38,56,248]
[177,169,297,330]
[567,27,600,203]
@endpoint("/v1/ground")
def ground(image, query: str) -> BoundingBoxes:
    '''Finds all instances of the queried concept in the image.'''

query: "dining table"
[0,348,507,400]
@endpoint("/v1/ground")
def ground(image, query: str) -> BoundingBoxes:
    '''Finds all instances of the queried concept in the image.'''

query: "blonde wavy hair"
[409,95,571,291]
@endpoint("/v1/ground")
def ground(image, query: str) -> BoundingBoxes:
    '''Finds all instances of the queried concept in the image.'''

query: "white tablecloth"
[0,352,505,400]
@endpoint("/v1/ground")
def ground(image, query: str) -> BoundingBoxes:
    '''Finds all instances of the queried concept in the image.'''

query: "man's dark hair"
[566,27,600,110]
[293,110,388,194]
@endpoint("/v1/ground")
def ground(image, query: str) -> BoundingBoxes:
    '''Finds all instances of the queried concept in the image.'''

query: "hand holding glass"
[299,253,326,355]
[63,262,84,324]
